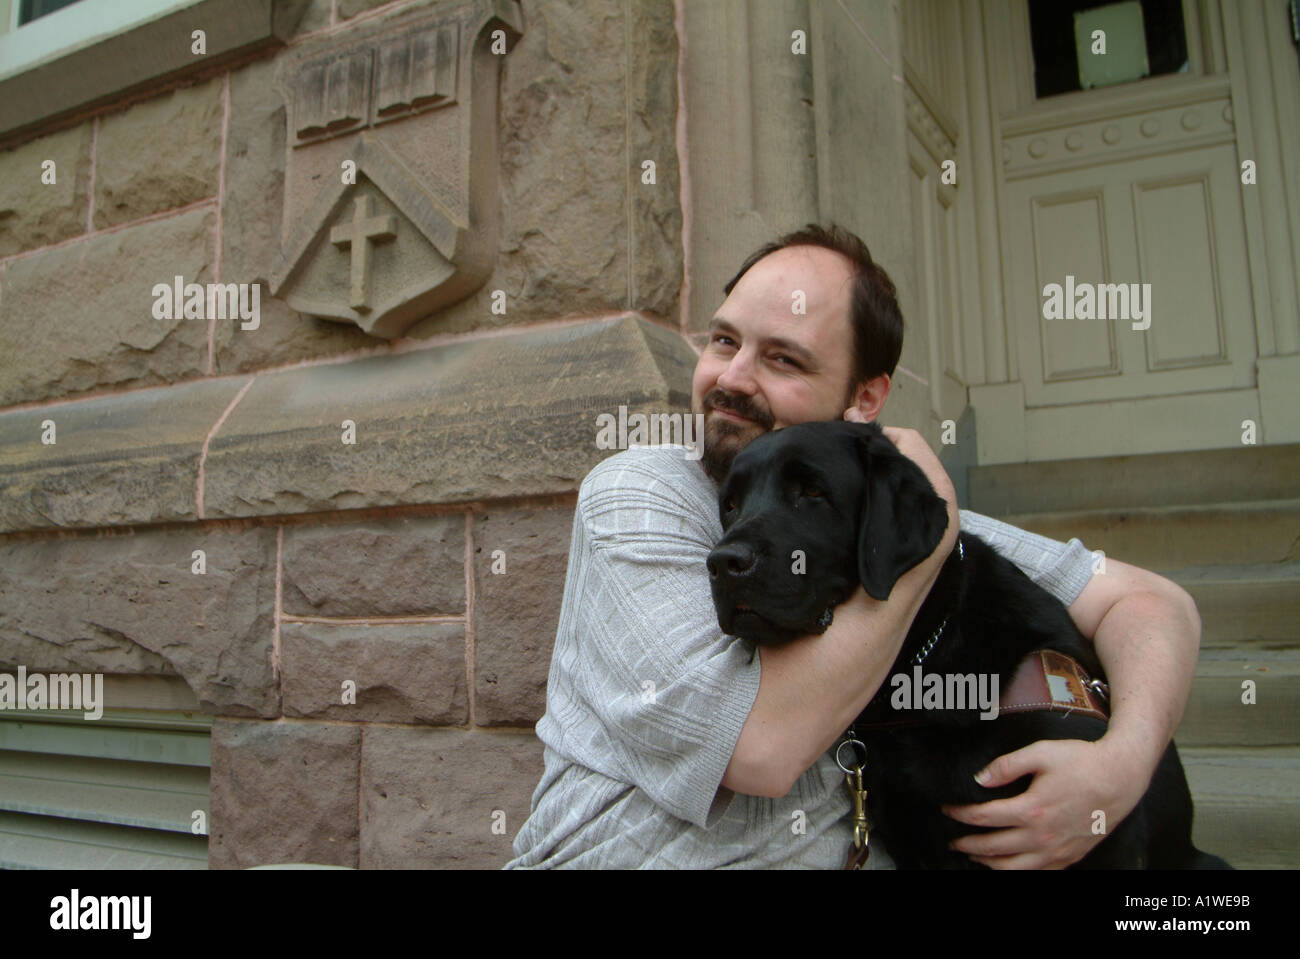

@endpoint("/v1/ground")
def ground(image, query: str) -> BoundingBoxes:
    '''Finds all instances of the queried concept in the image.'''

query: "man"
[505,224,1201,869]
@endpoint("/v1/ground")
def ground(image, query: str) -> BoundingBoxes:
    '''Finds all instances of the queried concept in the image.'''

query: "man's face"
[692,245,860,484]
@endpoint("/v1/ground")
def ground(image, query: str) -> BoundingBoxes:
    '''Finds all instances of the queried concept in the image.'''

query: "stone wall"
[0,0,691,869]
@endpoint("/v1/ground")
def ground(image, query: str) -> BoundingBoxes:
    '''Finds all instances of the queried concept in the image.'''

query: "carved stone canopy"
[270,0,522,339]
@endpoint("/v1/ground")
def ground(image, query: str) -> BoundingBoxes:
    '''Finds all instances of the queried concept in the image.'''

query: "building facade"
[0,0,1295,868]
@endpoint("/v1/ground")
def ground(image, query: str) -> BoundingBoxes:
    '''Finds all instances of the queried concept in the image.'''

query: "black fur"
[706,420,1230,869]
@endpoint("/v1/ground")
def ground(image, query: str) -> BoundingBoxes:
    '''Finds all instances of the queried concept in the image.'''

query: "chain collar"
[909,537,963,667]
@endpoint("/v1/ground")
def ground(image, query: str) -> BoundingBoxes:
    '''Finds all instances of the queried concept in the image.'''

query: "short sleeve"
[540,449,762,830]
[958,509,1096,607]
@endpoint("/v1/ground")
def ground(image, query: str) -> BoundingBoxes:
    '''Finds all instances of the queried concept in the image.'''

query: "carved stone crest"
[270,0,522,338]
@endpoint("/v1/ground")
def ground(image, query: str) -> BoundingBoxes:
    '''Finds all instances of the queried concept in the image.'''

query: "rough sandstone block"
[0,122,93,257]
[209,720,360,869]
[0,526,279,717]
[280,622,468,724]
[203,314,697,519]
[92,79,223,229]
[281,516,465,617]
[293,0,334,35]
[0,376,244,534]
[472,505,575,725]
[359,727,543,868]
[0,207,214,407]
[402,0,682,339]
[338,0,390,19]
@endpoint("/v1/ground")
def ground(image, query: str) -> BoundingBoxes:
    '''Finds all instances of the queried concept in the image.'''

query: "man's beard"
[699,387,775,485]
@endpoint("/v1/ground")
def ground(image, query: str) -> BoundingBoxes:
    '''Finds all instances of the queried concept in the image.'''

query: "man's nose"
[707,541,758,582]
[716,349,758,395]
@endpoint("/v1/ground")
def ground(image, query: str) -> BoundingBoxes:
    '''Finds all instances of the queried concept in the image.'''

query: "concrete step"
[1181,746,1300,869]
[999,501,1300,571]
[1176,647,1300,747]
[1169,562,1300,647]
[968,443,1300,515]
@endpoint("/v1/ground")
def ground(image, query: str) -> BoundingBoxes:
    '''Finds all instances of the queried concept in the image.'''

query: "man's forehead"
[739,245,855,296]
[718,249,853,328]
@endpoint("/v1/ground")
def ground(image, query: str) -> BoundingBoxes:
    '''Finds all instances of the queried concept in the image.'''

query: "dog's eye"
[725,497,737,513]
[801,486,824,499]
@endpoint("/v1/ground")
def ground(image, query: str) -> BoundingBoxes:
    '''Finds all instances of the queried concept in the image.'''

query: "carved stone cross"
[330,195,397,312]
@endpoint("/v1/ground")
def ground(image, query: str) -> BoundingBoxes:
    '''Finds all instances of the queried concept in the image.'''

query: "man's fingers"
[974,743,1043,789]
[942,794,1030,828]
[949,826,1036,859]
[970,852,1061,871]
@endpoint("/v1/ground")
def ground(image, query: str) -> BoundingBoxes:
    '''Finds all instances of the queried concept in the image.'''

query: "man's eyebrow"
[707,317,819,367]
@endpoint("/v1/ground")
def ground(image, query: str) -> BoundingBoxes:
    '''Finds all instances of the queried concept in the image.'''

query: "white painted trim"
[0,0,203,83]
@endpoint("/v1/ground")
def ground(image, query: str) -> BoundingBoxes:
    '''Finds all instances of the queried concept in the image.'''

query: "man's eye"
[713,334,736,347]
[774,355,798,367]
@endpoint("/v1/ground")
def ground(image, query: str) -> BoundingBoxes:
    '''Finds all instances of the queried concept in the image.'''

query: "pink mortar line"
[0,196,217,267]
[208,72,232,377]
[85,117,99,233]
[895,364,929,387]
[272,525,283,683]
[281,613,467,625]
[464,511,476,726]
[674,0,692,333]
[228,309,669,376]
[195,375,255,519]
[835,0,904,85]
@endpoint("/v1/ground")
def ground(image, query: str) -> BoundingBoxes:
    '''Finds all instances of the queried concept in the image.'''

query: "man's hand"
[941,737,1150,868]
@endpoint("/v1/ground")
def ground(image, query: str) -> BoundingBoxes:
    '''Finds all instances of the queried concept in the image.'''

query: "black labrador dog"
[706,420,1229,869]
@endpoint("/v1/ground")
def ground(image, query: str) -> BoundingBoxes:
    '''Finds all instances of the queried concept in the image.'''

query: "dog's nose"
[707,542,757,580]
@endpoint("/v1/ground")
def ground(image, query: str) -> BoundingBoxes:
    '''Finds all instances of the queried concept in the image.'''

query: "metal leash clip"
[836,734,871,868]
[1085,677,1110,703]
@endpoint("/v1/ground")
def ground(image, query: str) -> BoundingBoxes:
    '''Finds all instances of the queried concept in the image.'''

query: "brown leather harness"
[839,648,1111,869]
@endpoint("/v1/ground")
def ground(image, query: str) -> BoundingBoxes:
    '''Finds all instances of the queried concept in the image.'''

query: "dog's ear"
[855,427,950,600]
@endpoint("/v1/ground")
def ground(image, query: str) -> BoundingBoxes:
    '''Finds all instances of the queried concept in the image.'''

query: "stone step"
[1176,647,1300,747]
[968,443,1300,516]
[1169,562,1300,647]
[998,500,1300,571]
[1181,746,1300,869]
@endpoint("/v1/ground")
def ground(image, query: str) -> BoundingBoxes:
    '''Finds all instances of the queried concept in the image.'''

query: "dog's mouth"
[721,599,835,643]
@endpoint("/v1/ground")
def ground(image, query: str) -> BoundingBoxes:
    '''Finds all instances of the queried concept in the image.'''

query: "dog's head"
[706,421,948,645]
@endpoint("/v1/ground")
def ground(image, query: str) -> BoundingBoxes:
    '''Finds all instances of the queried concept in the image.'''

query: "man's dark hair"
[722,223,904,404]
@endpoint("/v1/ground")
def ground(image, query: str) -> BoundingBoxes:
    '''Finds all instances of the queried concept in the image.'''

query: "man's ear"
[855,428,950,600]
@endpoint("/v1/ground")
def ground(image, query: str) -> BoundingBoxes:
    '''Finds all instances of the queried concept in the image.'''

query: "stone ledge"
[0,314,697,533]
[202,314,696,519]
[0,378,247,534]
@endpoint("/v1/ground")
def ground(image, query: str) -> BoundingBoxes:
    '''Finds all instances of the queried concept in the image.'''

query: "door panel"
[1005,138,1256,410]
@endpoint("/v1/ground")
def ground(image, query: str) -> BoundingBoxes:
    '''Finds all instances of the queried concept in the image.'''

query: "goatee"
[699,388,774,485]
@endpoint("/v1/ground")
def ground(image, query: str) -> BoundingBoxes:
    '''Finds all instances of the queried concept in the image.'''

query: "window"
[18,0,86,27]
[1029,0,1189,98]
[0,0,203,85]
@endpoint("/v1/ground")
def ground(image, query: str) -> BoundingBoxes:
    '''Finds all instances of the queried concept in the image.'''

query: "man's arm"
[946,557,1201,868]
[1069,558,1201,776]
[721,427,960,798]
